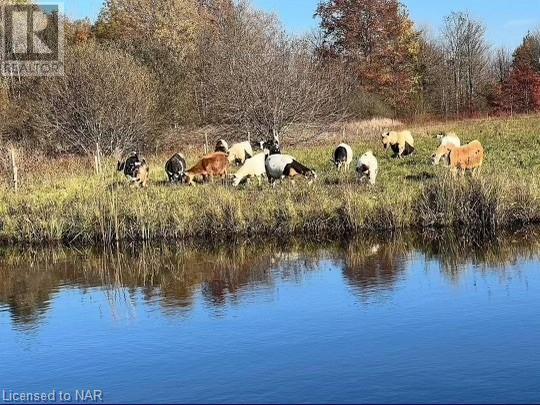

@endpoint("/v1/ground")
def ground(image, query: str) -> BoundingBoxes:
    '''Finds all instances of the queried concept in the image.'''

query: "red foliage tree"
[502,66,540,113]
[498,33,540,114]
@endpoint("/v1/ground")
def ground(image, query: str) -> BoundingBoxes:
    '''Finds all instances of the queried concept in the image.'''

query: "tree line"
[0,0,539,156]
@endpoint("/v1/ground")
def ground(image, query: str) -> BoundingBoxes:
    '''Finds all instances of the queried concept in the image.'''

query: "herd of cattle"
[116,131,485,188]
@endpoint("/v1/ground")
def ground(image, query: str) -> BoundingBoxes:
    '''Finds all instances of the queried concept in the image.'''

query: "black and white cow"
[215,139,229,154]
[165,153,187,183]
[117,152,149,187]
[332,143,353,171]
[265,154,317,185]
[261,138,281,155]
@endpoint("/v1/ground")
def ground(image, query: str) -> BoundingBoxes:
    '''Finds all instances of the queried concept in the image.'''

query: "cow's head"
[215,139,229,154]
[263,139,281,155]
[381,131,392,150]
[431,145,452,166]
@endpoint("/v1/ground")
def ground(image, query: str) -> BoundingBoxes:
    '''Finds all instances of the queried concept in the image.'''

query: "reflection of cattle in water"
[0,243,328,327]
[341,240,410,297]
[0,245,283,326]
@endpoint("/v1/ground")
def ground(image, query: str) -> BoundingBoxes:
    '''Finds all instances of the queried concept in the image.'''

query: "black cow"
[165,153,187,183]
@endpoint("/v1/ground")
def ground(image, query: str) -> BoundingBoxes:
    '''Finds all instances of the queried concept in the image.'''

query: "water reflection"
[1,229,540,331]
[418,229,540,276]
[342,237,411,297]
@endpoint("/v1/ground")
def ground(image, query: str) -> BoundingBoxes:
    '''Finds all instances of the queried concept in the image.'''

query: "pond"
[1,232,540,404]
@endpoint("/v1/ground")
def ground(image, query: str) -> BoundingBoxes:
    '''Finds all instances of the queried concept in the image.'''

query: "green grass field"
[1,115,540,244]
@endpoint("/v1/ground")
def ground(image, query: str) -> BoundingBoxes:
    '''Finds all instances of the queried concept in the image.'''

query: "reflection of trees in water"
[340,229,540,297]
[0,248,72,330]
[0,242,325,330]
[415,228,540,280]
[1,229,540,330]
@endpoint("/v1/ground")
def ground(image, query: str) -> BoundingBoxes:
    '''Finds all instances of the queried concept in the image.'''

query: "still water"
[1,232,540,404]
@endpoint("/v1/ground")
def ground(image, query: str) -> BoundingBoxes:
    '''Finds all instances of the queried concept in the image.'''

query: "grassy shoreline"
[1,115,540,244]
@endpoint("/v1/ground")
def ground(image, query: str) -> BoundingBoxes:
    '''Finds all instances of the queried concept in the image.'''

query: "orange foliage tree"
[316,0,421,114]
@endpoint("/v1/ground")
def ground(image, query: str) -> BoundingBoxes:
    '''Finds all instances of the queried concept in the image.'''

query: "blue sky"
[65,0,540,49]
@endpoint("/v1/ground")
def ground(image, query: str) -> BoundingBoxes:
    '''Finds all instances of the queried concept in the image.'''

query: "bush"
[31,43,161,156]
[415,176,499,233]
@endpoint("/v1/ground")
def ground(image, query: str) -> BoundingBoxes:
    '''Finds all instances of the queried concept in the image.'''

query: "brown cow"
[431,140,484,177]
[184,152,229,186]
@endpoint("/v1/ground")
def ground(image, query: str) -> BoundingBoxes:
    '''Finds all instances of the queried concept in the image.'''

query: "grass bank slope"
[1,115,539,244]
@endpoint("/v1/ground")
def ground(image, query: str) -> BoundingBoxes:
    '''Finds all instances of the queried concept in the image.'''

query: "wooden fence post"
[9,146,18,192]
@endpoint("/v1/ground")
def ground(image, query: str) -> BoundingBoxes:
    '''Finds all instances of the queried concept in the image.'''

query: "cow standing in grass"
[333,143,353,171]
[117,152,149,187]
[356,151,378,185]
[215,139,229,153]
[228,141,254,166]
[265,154,317,185]
[437,132,461,148]
[382,130,415,158]
[184,152,229,186]
[165,153,187,183]
[431,140,484,177]
[232,153,267,187]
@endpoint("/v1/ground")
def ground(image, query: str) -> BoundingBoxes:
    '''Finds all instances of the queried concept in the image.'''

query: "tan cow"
[431,140,484,177]
[382,130,415,158]
[135,162,150,187]
[184,152,229,186]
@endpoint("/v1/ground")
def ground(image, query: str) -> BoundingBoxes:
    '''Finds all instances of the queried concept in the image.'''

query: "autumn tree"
[316,0,421,115]
[95,0,205,125]
[65,18,95,45]
[499,32,540,114]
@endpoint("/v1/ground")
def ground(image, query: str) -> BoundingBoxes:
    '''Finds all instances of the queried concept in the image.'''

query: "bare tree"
[442,12,490,115]
[491,47,512,84]
[415,31,450,117]
[197,2,345,138]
